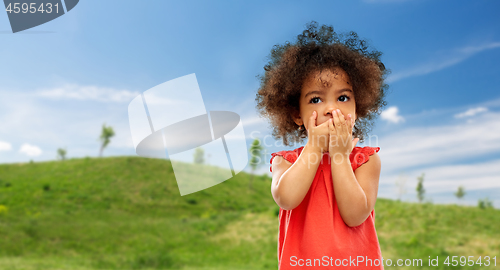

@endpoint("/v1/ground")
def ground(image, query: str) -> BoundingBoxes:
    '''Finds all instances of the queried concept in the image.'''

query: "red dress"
[270,146,384,269]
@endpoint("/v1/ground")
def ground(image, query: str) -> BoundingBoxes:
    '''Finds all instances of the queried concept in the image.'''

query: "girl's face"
[293,67,356,132]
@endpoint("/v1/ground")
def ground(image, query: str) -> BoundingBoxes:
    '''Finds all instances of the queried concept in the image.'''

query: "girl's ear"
[292,111,303,127]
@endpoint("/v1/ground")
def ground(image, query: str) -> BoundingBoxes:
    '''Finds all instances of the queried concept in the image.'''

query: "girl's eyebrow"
[304,88,353,98]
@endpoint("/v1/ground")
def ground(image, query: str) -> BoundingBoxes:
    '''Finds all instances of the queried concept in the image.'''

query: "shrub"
[478,197,493,209]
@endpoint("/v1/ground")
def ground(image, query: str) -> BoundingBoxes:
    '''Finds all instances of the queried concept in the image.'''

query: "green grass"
[0,156,499,269]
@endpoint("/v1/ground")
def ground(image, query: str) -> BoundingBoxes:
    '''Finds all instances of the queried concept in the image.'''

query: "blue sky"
[1,0,500,207]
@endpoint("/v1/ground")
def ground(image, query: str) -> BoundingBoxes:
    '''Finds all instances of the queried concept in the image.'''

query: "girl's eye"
[309,96,321,104]
[339,95,351,102]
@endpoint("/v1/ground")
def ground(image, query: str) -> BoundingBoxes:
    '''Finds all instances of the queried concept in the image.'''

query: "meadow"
[0,156,498,269]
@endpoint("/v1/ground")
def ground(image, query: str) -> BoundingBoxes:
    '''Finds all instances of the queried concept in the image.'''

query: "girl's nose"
[325,108,338,116]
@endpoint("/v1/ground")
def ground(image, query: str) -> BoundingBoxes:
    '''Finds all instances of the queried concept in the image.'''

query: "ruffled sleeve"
[269,150,298,172]
[351,146,380,171]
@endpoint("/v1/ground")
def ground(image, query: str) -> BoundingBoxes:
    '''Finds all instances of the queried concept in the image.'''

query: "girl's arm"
[271,143,322,210]
[331,152,381,227]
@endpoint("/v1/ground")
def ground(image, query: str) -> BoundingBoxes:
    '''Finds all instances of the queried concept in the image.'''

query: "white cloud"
[367,104,500,205]
[0,89,137,163]
[36,83,140,103]
[242,116,266,126]
[454,107,488,118]
[19,143,42,157]
[458,42,500,54]
[381,106,405,124]
[376,110,500,174]
[387,42,500,83]
[0,141,12,151]
[381,159,500,193]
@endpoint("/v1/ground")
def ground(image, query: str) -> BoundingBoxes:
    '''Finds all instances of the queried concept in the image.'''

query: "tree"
[416,173,425,203]
[57,148,67,161]
[454,185,466,204]
[249,138,265,190]
[193,147,205,164]
[99,123,115,157]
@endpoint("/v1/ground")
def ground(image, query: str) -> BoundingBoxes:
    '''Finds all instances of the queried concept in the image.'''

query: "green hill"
[0,157,498,270]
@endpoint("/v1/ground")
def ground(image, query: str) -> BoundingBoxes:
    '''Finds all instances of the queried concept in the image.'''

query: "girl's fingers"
[347,114,353,131]
[352,138,360,149]
[338,110,346,134]
[328,118,335,149]
[338,111,351,148]
[328,118,334,132]
[332,110,341,135]
[308,110,317,130]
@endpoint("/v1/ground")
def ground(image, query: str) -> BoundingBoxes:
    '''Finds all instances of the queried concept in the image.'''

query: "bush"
[478,197,493,209]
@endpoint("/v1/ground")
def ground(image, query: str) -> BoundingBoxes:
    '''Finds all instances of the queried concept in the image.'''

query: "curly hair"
[255,21,390,146]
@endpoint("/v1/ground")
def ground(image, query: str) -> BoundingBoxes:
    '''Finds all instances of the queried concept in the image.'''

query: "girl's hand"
[328,109,359,159]
[305,110,330,154]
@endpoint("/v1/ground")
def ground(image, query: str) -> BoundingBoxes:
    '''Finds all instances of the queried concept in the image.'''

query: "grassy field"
[0,156,498,270]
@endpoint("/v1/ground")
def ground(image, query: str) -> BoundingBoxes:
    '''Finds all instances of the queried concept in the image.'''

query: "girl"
[255,21,389,269]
